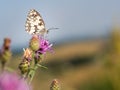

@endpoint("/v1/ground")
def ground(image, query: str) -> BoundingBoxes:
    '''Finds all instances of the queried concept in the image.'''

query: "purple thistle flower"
[39,37,53,54]
[0,72,31,90]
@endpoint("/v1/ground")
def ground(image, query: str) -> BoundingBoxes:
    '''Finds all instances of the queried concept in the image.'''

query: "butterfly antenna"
[47,27,59,31]
[47,27,59,34]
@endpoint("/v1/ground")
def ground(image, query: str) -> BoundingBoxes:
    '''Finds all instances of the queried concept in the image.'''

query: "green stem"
[28,70,35,84]
[27,52,47,84]
[28,64,38,84]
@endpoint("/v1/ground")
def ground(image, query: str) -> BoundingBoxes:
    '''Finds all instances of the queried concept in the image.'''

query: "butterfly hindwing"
[25,9,46,35]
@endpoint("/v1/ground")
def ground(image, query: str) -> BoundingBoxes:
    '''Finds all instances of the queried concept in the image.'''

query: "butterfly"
[25,9,58,35]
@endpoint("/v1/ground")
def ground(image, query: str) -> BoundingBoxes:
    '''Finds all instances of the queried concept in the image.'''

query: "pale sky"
[0,0,120,48]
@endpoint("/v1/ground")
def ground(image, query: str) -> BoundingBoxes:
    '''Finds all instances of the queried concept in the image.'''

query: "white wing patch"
[25,9,47,35]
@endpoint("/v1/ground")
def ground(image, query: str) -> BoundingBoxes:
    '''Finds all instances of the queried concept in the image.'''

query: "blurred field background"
[1,0,120,90]
[2,27,120,90]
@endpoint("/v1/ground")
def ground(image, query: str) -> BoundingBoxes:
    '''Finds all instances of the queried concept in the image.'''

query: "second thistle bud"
[19,60,30,74]
[0,38,12,69]
[50,79,60,90]
[29,35,40,51]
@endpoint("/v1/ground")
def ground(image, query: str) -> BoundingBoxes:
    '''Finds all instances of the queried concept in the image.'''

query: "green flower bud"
[50,79,60,90]
[19,60,30,74]
[1,50,12,64]
[29,35,40,51]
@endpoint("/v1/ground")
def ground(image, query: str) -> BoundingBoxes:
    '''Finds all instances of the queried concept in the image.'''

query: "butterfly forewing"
[25,9,46,35]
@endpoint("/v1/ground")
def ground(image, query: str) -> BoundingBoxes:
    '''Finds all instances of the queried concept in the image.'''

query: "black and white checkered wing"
[25,9,46,35]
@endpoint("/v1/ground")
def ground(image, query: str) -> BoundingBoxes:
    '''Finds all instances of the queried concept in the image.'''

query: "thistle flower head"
[40,38,53,54]
[0,38,12,70]
[50,79,60,90]
[0,38,11,55]
[33,37,53,63]
[0,72,30,90]
[29,34,53,53]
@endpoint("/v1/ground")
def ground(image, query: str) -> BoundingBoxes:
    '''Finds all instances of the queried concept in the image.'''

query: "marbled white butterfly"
[25,9,47,35]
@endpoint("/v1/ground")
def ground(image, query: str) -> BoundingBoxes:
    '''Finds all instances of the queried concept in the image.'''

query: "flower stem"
[28,64,38,84]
